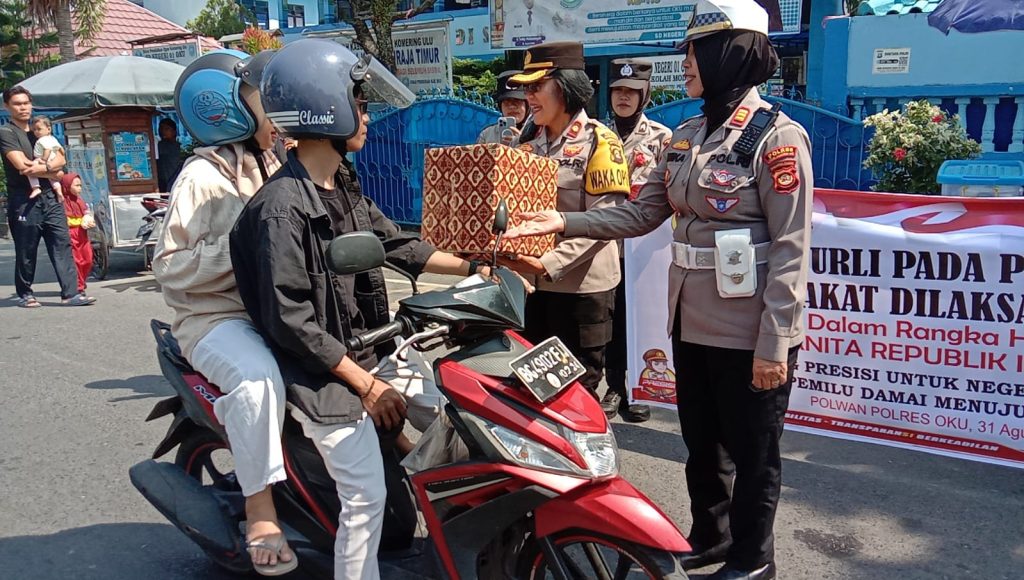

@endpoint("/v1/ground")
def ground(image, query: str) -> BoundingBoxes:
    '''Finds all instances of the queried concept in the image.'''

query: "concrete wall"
[845,14,1024,96]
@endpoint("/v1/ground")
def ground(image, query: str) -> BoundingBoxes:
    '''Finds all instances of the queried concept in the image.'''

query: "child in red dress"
[60,172,94,295]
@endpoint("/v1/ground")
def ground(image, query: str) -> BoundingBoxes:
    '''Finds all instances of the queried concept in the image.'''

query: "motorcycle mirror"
[492,198,509,235]
[327,232,386,275]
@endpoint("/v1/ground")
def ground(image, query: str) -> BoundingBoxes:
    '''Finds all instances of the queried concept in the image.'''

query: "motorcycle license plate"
[509,337,585,402]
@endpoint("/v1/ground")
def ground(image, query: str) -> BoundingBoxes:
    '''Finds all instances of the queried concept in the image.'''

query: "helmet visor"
[351,55,416,109]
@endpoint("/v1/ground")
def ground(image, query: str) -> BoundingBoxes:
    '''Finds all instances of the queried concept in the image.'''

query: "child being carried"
[28,116,65,200]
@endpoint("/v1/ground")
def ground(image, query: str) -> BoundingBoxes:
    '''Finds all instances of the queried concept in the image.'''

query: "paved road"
[0,237,1020,579]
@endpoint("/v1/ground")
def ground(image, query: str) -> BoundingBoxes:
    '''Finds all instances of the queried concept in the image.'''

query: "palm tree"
[25,0,106,63]
[0,1,60,86]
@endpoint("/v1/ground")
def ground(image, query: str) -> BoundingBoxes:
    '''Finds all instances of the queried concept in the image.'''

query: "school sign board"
[328,24,453,94]
[626,190,1024,469]
[132,41,201,66]
[489,0,803,49]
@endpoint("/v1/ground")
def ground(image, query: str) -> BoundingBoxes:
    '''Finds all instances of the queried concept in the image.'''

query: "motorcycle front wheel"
[518,531,687,580]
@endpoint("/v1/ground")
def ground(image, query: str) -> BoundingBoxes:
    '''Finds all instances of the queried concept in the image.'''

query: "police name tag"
[510,336,586,402]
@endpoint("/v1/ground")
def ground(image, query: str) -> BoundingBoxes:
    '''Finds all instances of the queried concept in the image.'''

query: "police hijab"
[691,29,779,135]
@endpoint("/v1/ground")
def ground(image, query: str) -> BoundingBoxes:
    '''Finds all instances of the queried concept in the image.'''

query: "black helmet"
[260,39,415,141]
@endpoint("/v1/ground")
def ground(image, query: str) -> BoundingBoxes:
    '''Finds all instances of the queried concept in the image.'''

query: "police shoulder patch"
[567,120,584,139]
[585,128,630,195]
[729,107,750,128]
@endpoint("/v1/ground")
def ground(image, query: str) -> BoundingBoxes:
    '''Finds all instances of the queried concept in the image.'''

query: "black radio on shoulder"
[733,102,782,161]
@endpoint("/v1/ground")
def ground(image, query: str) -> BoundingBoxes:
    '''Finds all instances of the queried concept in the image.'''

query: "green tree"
[26,0,107,63]
[187,0,254,41]
[1,0,60,86]
[343,0,439,72]
[451,57,506,96]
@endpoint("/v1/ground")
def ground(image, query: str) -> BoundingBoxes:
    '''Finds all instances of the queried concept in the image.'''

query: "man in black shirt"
[230,39,494,579]
[1,86,92,307]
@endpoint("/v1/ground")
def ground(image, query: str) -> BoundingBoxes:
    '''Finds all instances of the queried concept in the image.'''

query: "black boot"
[622,402,651,423]
[678,539,731,570]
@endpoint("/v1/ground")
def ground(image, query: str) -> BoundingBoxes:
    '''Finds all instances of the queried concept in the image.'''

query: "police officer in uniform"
[500,41,631,398]
[603,58,672,422]
[504,2,812,578]
[476,70,528,145]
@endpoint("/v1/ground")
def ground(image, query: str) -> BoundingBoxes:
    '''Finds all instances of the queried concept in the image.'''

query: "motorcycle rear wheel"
[172,429,252,576]
[174,429,237,488]
[519,531,687,580]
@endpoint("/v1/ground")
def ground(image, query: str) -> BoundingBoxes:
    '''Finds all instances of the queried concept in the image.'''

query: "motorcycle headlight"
[484,419,619,479]
[568,428,619,478]
[489,423,584,475]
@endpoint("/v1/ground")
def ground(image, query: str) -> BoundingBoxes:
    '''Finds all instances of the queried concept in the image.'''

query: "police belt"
[671,241,770,270]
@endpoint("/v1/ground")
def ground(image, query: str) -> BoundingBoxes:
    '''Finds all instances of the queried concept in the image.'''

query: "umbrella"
[928,0,1024,34]
[20,55,185,109]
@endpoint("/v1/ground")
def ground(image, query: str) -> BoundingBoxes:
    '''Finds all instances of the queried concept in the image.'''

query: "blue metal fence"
[354,94,877,225]
[356,95,498,224]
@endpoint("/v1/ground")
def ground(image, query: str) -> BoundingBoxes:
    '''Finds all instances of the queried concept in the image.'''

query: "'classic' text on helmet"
[260,38,416,142]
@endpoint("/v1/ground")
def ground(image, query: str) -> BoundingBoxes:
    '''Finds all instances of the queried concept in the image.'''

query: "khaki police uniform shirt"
[513,110,630,294]
[563,88,813,362]
[613,113,673,199]
[477,123,511,145]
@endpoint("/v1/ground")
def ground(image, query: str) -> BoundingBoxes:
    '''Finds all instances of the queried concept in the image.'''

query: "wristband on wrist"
[467,259,481,276]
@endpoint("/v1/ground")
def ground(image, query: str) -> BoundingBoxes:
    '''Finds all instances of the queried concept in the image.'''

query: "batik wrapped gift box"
[421,143,558,257]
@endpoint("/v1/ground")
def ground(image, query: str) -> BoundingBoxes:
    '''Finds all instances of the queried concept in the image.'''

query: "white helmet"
[679,0,770,46]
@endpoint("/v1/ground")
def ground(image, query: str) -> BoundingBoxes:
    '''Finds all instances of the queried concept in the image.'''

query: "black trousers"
[605,258,628,395]
[8,192,78,299]
[524,289,616,392]
[673,338,799,570]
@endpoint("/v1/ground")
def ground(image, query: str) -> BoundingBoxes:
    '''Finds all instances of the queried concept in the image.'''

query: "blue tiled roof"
[857,0,943,16]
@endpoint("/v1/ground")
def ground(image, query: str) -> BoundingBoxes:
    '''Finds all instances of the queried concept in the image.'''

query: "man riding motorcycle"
[229,39,499,580]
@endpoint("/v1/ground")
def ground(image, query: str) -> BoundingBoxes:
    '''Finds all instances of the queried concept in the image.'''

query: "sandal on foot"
[18,296,41,308]
[247,536,298,577]
[62,293,95,306]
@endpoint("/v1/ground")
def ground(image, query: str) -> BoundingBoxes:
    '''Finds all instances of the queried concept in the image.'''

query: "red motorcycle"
[130,213,690,579]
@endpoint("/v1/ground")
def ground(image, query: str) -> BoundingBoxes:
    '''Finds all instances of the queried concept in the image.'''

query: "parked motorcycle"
[130,205,690,579]
[136,194,168,269]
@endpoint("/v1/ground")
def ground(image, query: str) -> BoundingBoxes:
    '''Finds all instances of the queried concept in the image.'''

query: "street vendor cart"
[21,55,185,278]
[59,107,164,277]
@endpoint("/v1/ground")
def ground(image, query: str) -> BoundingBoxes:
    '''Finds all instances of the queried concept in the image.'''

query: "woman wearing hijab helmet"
[602,58,672,423]
[230,38,504,580]
[152,48,296,576]
[504,2,813,578]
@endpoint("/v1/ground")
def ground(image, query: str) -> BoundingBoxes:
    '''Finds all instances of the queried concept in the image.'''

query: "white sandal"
[247,535,299,577]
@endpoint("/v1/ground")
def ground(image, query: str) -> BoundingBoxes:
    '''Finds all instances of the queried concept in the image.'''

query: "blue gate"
[357,95,875,225]
[356,95,498,225]
[646,97,875,191]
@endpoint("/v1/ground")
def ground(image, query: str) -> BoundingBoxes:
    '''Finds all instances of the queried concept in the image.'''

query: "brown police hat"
[610,58,653,91]
[508,41,585,86]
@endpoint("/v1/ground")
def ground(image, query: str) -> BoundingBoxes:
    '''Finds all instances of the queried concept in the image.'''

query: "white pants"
[290,353,443,580]
[190,318,287,497]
